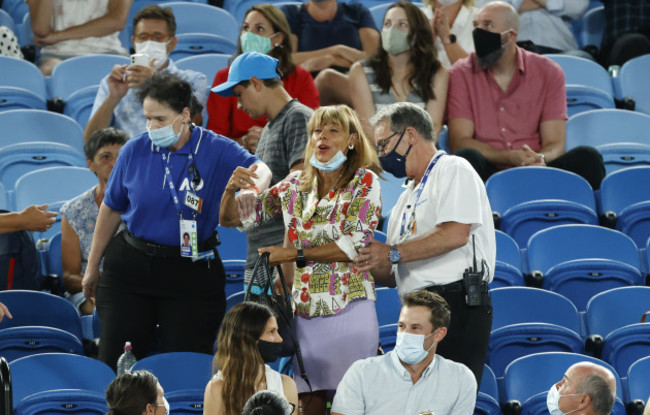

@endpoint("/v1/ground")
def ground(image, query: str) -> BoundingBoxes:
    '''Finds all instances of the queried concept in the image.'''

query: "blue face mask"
[395,331,434,365]
[310,150,347,172]
[147,116,182,148]
[379,131,412,178]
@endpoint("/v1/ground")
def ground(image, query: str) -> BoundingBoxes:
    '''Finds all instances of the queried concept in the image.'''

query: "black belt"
[122,230,220,258]
[425,280,466,295]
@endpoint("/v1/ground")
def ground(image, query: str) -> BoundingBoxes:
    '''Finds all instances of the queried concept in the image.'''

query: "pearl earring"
[348,144,354,150]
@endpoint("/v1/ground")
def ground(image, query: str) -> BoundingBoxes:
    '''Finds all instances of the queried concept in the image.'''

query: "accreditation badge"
[179,219,198,258]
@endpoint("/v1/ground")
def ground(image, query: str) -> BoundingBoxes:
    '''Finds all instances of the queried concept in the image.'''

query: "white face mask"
[546,384,582,415]
[134,40,169,69]
[394,331,435,365]
[437,0,459,6]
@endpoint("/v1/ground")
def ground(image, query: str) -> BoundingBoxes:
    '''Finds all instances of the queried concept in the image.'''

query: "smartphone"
[130,53,149,67]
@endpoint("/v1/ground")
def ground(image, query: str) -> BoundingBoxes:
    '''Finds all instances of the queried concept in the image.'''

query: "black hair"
[133,5,176,37]
[106,370,159,415]
[242,391,293,415]
[84,127,128,160]
[137,72,192,113]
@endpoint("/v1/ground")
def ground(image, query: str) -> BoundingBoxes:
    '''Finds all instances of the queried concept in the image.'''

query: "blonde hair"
[299,105,382,193]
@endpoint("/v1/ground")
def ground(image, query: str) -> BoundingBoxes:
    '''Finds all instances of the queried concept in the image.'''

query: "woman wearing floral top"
[220,105,382,415]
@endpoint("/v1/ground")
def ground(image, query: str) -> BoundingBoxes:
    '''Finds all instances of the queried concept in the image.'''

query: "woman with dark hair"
[206,4,319,153]
[82,73,272,370]
[220,106,382,415]
[242,391,294,415]
[106,370,169,415]
[203,302,298,415]
[349,1,448,139]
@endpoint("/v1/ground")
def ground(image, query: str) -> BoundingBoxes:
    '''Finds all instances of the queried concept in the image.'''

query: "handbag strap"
[244,252,273,300]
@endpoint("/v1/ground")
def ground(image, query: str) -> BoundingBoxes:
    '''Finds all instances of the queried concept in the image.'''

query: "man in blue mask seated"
[355,102,495,387]
[331,290,477,415]
[547,362,616,415]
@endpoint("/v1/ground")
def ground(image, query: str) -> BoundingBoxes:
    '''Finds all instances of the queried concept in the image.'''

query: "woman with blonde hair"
[203,302,298,415]
[220,105,383,415]
[349,1,448,139]
[206,3,319,153]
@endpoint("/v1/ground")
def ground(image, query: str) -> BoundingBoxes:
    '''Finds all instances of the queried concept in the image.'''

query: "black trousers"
[428,287,493,387]
[96,232,226,370]
[456,146,606,189]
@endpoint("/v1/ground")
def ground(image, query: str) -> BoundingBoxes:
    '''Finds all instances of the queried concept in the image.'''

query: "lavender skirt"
[292,299,379,393]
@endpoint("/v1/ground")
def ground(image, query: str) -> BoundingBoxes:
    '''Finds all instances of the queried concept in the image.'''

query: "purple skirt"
[292,299,378,393]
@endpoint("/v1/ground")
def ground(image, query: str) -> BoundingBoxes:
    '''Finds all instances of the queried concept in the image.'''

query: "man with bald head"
[447,1,605,189]
[547,362,616,415]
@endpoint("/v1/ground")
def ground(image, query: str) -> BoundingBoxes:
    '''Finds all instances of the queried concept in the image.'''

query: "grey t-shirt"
[245,99,314,284]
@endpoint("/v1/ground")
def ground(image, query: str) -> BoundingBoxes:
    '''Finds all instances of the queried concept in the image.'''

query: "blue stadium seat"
[489,287,583,377]
[503,352,626,415]
[378,172,406,231]
[585,286,650,377]
[216,225,247,261]
[475,364,500,415]
[578,6,605,49]
[0,182,6,210]
[486,167,598,248]
[378,323,397,354]
[566,109,650,175]
[226,290,244,312]
[170,33,238,60]
[1,0,28,26]
[10,353,114,415]
[375,286,401,326]
[50,54,130,101]
[0,142,86,210]
[0,109,84,153]
[492,230,523,288]
[0,56,47,112]
[63,84,100,128]
[619,54,650,116]
[527,225,643,311]
[160,2,239,40]
[224,0,298,25]
[600,166,650,248]
[0,326,84,361]
[223,259,245,298]
[0,86,47,112]
[47,232,63,287]
[175,53,231,86]
[0,6,15,31]
[132,352,214,415]
[374,229,387,243]
[627,356,650,408]
[369,3,391,28]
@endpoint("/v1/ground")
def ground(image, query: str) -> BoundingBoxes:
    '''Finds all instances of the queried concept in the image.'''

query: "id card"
[180,219,198,258]
[184,191,202,213]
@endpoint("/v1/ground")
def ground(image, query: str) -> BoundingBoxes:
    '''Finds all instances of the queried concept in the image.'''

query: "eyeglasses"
[376,130,405,156]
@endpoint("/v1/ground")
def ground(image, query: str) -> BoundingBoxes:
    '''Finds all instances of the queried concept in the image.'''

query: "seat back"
[50,54,130,100]
[375,287,401,326]
[0,8,15,31]
[132,352,213,393]
[0,56,47,100]
[14,166,97,212]
[600,166,650,217]
[378,323,397,353]
[0,86,47,112]
[226,290,244,312]
[546,54,614,96]
[170,33,237,61]
[63,84,100,128]
[493,230,523,287]
[495,230,521,271]
[369,3,391,28]
[579,6,605,48]
[586,286,650,339]
[627,355,650,403]
[216,225,247,261]
[223,0,261,24]
[475,364,501,415]
[223,259,245,298]
[175,53,231,86]
[620,54,650,116]
[566,109,650,150]
[0,182,6,210]
[0,109,84,153]
[47,232,63,279]
[0,326,84,362]
[159,2,239,40]
[564,85,616,117]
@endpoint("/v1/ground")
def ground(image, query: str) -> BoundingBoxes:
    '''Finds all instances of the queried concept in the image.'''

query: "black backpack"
[0,210,40,290]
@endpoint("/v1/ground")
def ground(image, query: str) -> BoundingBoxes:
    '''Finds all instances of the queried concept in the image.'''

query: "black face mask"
[258,339,283,363]
[472,27,504,59]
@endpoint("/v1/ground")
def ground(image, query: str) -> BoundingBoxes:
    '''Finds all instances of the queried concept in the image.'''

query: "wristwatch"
[442,34,457,45]
[296,248,306,268]
[389,245,401,264]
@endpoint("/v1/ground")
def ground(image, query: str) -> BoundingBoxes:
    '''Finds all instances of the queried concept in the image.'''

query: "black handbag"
[244,253,311,389]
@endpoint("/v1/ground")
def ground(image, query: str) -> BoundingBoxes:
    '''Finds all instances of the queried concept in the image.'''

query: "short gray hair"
[578,374,616,415]
[369,102,436,142]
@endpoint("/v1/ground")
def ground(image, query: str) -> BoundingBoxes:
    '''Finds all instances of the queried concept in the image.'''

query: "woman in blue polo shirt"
[82,73,271,370]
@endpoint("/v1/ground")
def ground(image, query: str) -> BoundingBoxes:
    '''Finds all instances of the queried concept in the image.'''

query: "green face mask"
[240,31,274,54]
[381,27,410,55]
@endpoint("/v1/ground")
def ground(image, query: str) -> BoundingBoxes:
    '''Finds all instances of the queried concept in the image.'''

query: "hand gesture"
[434,7,452,40]
[20,204,57,232]
[107,64,129,100]
[356,239,391,272]
[125,59,156,89]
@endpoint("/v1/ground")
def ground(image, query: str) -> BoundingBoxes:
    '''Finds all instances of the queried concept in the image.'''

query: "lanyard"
[399,151,446,238]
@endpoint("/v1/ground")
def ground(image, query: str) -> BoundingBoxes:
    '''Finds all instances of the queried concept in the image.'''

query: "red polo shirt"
[447,46,567,153]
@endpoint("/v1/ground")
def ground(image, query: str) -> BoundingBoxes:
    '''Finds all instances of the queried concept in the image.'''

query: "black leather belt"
[425,280,466,295]
[122,230,219,258]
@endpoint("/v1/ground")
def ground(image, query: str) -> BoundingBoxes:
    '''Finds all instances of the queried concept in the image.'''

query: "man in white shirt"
[356,102,495,385]
[331,290,477,415]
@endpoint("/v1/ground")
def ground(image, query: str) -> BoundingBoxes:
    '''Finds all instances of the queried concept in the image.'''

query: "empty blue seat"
[1,0,28,25]
[0,182,6,210]
[175,53,231,86]
[566,109,650,174]
[0,109,84,153]
[63,84,99,128]
[50,54,130,101]
[0,8,15,31]
[546,54,614,96]
[527,225,643,311]
[0,326,84,361]
[10,353,114,415]
[486,166,598,247]
[503,352,626,415]
[585,286,650,377]
[378,172,406,231]
[375,286,401,326]
[378,323,397,354]
[170,33,237,61]
[619,54,650,116]
[216,225,247,261]
[489,287,583,377]
[132,352,214,414]
[0,56,47,100]
[160,2,239,40]
[0,86,47,112]
[492,230,523,288]
[627,356,650,408]
[475,364,500,415]
[223,259,245,298]
[579,6,605,49]
[226,290,244,312]
[600,166,650,247]
[369,3,391,27]
[47,232,63,285]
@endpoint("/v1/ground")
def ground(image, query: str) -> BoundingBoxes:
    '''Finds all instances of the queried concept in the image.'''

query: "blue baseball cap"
[211,52,281,97]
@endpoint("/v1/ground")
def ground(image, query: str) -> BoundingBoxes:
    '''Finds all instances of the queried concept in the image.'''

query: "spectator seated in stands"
[421,0,477,69]
[105,370,169,415]
[349,1,448,140]
[60,128,126,316]
[281,0,380,105]
[600,0,650,67]
[331,290,477,415]
[206,3,319,153]
[84,5,208,142]
[447,1,605,189]
[27,0,130,76]
[546,362,616,415]
[477,0,591,58]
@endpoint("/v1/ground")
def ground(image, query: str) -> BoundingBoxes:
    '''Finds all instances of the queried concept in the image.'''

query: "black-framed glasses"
[377,130,405,156]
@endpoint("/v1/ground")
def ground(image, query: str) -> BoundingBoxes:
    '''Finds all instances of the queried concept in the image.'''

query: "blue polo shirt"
[105,126,258,246]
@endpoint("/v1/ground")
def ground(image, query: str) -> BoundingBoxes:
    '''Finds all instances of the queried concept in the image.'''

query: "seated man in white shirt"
[331,290,477,415]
